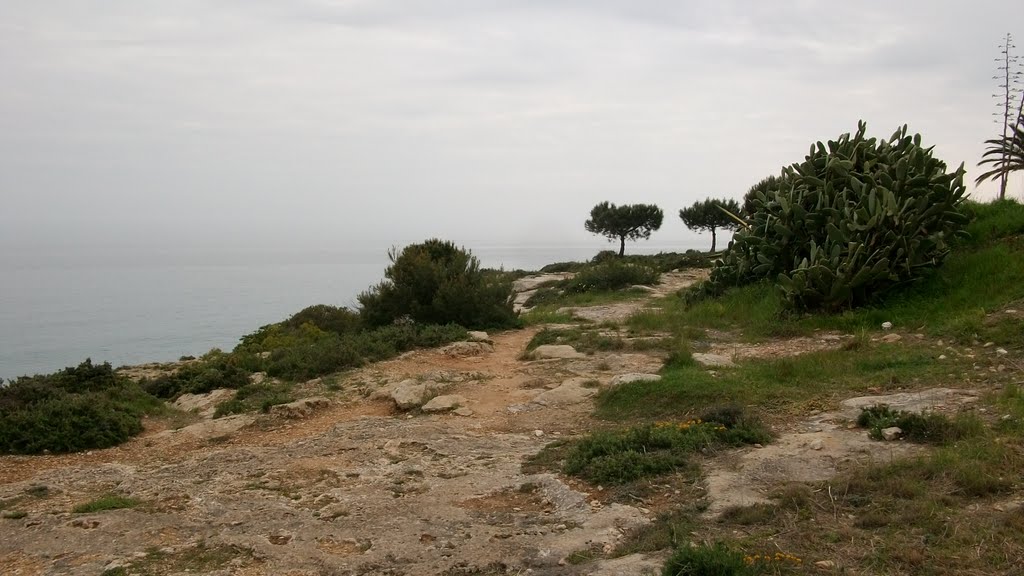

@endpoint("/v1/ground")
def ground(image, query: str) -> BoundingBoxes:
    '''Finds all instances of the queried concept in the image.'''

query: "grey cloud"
[1,0,1022,256]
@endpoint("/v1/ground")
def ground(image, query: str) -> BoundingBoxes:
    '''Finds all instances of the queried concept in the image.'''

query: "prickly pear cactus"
[706,121,970,310]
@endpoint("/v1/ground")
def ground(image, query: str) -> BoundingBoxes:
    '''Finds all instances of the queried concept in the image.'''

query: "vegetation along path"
[3,202,1024,575]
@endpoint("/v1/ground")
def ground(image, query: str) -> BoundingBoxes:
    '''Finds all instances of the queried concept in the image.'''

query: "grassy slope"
[560,200,1024,575]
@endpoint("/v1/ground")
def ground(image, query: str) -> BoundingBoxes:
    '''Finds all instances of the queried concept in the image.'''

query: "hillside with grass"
[516,198,1024,575]
[3,117,1023,575]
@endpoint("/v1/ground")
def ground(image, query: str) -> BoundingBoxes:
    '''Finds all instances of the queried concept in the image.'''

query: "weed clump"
[857,405,978,444]
[213,381,293,417]
[662,543,755,575]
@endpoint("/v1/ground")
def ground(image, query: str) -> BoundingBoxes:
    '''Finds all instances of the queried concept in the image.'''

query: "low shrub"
[0,360,161,454]
[857,405,978,444]
[258,323,466,381]
[282,304,362,335]
[522,286,563,308]
[262,334,365,382]
[213,382,293,417]
[564,415,770,484]
[663,543,802,575]
[142,353,250,399]
[563,261,658,293]
[540,252,710,276]
[539,261,586,273]
[662,543,755,576]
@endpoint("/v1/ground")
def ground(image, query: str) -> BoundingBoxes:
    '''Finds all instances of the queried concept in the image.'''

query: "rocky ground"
[0,272,987,576]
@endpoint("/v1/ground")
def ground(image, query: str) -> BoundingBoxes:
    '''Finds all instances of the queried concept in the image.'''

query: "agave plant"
[976,115,1024,188]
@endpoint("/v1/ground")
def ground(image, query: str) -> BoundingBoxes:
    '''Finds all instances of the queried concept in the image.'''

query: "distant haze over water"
[1,241,708,379]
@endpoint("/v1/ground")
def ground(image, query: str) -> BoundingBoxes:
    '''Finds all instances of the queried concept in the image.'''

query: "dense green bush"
[142,352,251,399]
[703,122,970,311]
[358,239,517,329]
[0,360,161,454]
[539,261,585,273]
[282,304,361,335]
[563,260,659,293]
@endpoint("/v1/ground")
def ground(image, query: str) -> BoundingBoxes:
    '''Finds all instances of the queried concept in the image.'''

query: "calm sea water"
[1,243,698,379]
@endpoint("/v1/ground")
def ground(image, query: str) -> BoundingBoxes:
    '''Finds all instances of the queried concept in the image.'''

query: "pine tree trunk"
[618,237,626,257]
[711,227,717,253]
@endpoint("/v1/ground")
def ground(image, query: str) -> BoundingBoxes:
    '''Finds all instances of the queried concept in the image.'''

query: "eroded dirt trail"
[1,318,669,575]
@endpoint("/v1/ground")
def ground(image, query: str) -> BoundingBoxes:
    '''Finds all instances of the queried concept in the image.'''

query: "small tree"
[678,198,742,252]
[357,239,517,329]
[584,202,664,257]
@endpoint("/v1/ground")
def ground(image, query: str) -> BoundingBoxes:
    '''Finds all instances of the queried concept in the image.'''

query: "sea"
[1,242,701,380]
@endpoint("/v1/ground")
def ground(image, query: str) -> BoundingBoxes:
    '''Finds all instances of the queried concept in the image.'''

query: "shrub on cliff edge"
[358,239,517,329]
[0,359,161,454]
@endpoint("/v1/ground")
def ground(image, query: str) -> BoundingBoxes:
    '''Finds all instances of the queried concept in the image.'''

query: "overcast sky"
[1,1,1022,258]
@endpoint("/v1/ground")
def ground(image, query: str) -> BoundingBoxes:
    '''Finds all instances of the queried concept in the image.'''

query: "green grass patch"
[656,200,1024,345]
[962,198,1024,245]
[539,286,650,308]
[614,507,700,557]
[597,342,957,421]
[994,384,1024,435]
[856,405,982,443]
[2,510,27,519]
[562,416,769,484]
[662,542,801,575]
[112,543,250,576]
[72,494,141,514]
[519,309,576,326]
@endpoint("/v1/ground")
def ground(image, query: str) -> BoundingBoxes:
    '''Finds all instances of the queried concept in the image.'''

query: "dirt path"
[0,272,987,576]
[0,309,669,575]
